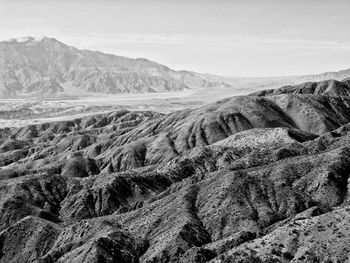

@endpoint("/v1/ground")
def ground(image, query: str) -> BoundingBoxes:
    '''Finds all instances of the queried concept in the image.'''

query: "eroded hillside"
[1,79,350,262]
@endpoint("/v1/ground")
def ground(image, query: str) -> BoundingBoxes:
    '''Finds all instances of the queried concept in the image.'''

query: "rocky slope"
[250,78,350,97]
[0,37,228,97]
[1,86,350,262]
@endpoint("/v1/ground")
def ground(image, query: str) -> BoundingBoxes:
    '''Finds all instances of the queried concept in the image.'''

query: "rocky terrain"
[0,37,229,97]
[250,78,350,97]
[1,78,350,262]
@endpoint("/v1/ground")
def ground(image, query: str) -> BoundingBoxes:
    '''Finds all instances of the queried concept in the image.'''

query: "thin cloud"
[61,33,350,51]
[6,18,47,23]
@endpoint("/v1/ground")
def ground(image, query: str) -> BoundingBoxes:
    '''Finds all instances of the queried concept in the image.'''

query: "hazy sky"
[0,0,350,77]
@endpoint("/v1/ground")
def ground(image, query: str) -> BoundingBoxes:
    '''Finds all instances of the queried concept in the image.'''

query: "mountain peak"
[3,36,60,45]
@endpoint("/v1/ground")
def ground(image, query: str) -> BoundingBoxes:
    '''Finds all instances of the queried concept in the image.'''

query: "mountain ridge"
[0,36,229,98]
[2,36,350,99]
[249,78,350,97]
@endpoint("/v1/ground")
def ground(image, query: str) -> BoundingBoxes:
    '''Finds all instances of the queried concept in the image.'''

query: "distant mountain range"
[1,36,350,98]
[200,68,350,90]
[0,37,229,98]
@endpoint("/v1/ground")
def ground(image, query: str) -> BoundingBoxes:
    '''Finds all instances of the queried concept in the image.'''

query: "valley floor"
[0,90,201,127]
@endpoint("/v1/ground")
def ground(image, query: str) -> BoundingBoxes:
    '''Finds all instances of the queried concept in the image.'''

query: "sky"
[0,0,349,77]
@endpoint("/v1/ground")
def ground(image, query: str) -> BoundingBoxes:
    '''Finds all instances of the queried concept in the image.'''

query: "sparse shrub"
[283,251,294,260]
